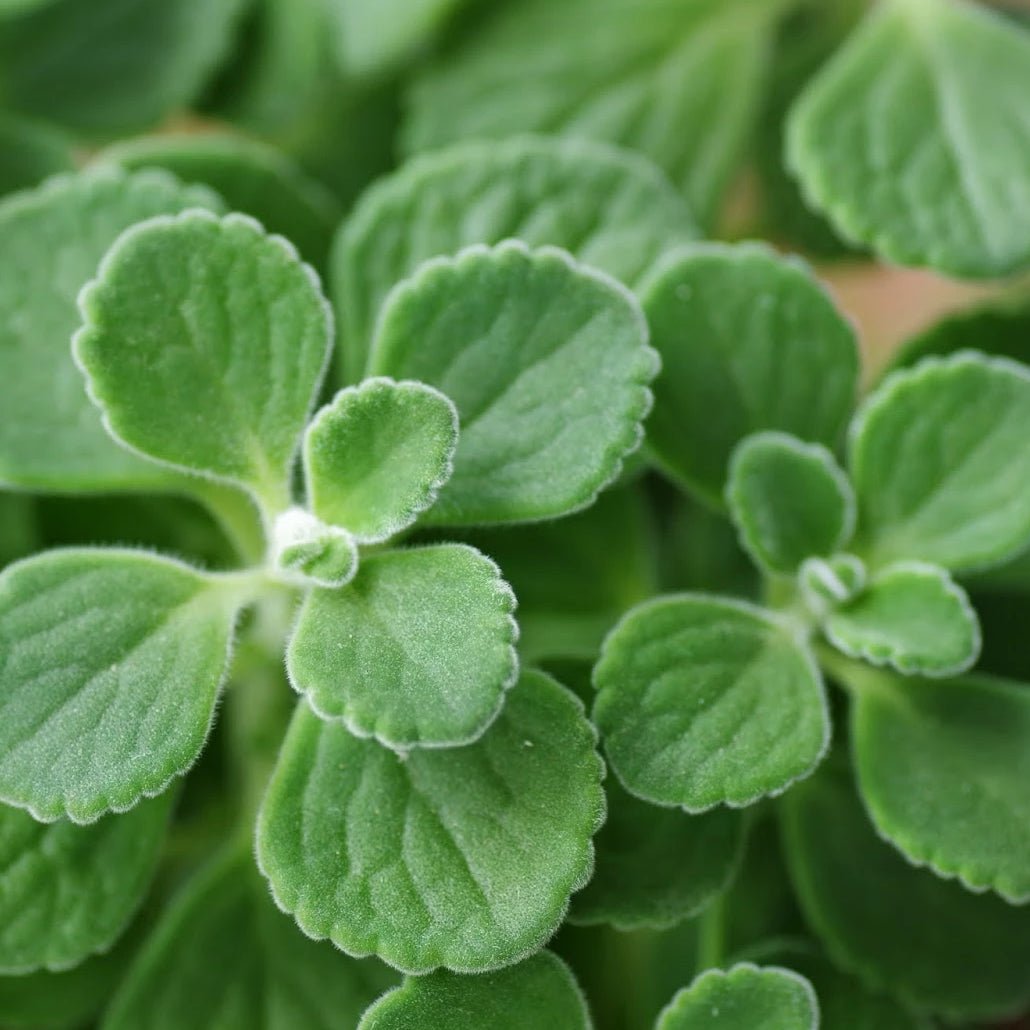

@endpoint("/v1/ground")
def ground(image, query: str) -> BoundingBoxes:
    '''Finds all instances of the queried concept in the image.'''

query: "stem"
[814,642,893,697]
[191,479,268,566]
[696,893,726,972]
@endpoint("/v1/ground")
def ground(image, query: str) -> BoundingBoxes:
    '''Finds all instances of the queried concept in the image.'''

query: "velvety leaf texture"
[257,670,605,974]
[272,509,359,589]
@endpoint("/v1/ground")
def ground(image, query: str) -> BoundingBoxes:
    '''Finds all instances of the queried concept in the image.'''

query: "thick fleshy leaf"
[105,849,397,1030]
[825,562,979,677]
[656,964,818,1030]
[0,167,222,492]
[853,670,1030,903]
[368,242,657,526]
[357,951,590,1030]
[0,114,72,197]
[787,0,1030,278]
[642,243,859,506]
[332,135,697,382]
[304,379,458,542]
[781,761,1030,1019]
[593,594,829,811]
[798,554,867,614]
[727,431,855,574]
[849,352,1030,572]
[0,794,171,973]
[271,509,358,589]
[74,210,333,513]
[0,549,243,823]
[257,670,605,974]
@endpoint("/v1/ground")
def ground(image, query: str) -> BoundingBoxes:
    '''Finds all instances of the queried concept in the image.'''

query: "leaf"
[271,509,358,589]
[788,0,1030,278]
[642,243,859,506]
[570,776,744,931]
[357,951,590,1030]
[593,594,829,811]
[331,135,698,382]
[656,964,819,1030]
[798,554,866,614]
[304,379,458,543]
[849,352,1030,572]
[727,431,855,575]
[74,210,333,513]
[0,114,72,197]
[0,549,243,823]
[0,793,171,973]
[0,167,223,492]
[368,242,657,526]
[286,543,518,748]
[104,848,398,1030]
[403,0,790,225]
[853,670,1030,903]
[824,562,979,677]
[256,669,605,974]
[780,760,1030,1019]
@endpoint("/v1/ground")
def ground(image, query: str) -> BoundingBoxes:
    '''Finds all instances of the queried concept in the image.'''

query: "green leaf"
[849,352,1030,572]
[0,167,223,492]
[304,379,458,543]
[0,549,243,823]
[357,951,590,1030]
[781,760,1030,1019]
[368,242,657,526]
[74,210,333,513]
[593,594,829,811]
[0,793,171,973]
[271,509,358,589]
[403,0,789,225]
[257,669,605,974]
[642,243,859,506]
[331,135,697,382]
[570,776,744,931]
[105,848,397,1030]
[727,431,855,575]
[786,0,1030,278]
[656,964,818,1030]
[798,554,867,614]
[853,671,1030,903]
[286,543,518,748]
[824,562,979,677]
[0,114,72,197]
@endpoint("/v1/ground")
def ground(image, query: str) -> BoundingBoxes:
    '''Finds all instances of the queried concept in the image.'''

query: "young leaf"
[271,509,358,589]
[0,549,243,823]
[368,242,657,526]
[824,562,980,677]
[357,951,590,1030]
[849,352,1030,572]
[286,544,518,748]
[257,670,605,974]
[853,671,1030,903]
[105,848,398,1030]
[0,794,171,974]
[74,210,333,513]
[593,595,829,811]
[304,379,458,543]
[786,0,1030,278]
[799,554,867,614]
[0,167,222,492]
[332,136,697,382]
[642,244,859,506]
[727,431,855,575]
[656,964,819,1030]
[0,114,72,197]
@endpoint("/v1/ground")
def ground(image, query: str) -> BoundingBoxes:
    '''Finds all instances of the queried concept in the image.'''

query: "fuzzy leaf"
[0,114,72,197]
[727,431,855,574]
[825,562,979,677]
[0,794,171,974]
[593,595,829,811]
[271,509,358,589]
[786,0,1030,278]
[257,670,605,974]
[0,549,242,823]
[331,136,697,382]
[286,544,517,748]
[74,211,333,513]
[304,379,458,543]
[368,242,657,526]
[643,243,858,506]
[656,964,818,1030]
[0,167,222,492]
[799,554,867,614]
[357,951,589,1030]
[849,352,1030,572]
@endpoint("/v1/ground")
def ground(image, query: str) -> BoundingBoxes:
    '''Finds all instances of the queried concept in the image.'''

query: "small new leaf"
[272,508,358,589]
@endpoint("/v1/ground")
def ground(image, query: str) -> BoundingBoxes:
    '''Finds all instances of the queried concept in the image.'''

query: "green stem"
[815,641,893,697]
[696,893,726,972]
[190,479,268,566]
